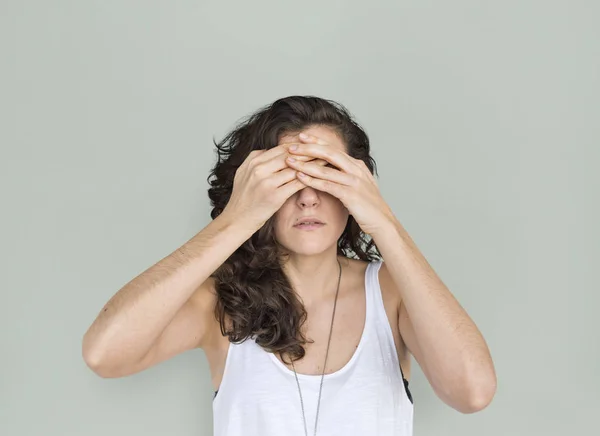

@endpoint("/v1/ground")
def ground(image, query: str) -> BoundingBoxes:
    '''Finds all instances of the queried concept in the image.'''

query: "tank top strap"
[363,259,384,339]
[365,259,385,313]
[366,259,413,404]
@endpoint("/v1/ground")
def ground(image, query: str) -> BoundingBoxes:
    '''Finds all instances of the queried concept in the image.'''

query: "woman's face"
[273,125,350,256]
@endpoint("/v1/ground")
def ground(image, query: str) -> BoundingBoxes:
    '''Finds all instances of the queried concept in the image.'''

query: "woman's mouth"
[293,222,325,230]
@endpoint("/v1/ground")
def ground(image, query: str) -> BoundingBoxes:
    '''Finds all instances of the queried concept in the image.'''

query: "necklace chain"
[290,258,342,436]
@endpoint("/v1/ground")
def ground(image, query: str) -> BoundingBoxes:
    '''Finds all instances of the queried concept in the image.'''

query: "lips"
[294,217,325,226]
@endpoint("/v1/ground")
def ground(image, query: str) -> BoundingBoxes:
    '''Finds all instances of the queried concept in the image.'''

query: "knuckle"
[251,164,264,178]
[257,176,271,189]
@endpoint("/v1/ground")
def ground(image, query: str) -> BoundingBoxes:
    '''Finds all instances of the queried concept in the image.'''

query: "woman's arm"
[82,212,255,378]
[374,218,497,413]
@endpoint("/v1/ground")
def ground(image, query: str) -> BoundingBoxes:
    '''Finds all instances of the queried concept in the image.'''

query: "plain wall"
[2,1,598,435]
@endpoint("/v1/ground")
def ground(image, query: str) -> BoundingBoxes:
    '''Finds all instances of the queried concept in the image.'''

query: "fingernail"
[299,133,309,140]
[290,144,298,151]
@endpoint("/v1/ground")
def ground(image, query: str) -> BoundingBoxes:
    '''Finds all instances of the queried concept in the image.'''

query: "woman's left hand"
[286,132,396,236]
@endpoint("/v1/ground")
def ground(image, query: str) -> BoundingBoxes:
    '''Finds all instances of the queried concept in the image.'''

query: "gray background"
[2,1,598,435]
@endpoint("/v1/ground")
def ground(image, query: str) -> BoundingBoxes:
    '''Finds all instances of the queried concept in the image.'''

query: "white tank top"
[212,260,414,435]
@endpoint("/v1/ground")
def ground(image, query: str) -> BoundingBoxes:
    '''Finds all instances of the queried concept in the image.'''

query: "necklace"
[290,257,342,436]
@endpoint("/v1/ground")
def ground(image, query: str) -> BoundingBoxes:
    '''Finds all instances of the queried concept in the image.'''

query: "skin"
[281,125,497,413]
[274,126,351,306]
[82,123,496,415]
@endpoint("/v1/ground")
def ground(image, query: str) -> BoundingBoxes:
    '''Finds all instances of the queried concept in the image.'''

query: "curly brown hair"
[206,95,382,364]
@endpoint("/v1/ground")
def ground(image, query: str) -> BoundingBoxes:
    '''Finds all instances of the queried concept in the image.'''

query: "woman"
[82,95,496,436]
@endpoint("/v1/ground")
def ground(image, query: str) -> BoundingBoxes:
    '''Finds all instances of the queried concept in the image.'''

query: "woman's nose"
[297,186,320,207]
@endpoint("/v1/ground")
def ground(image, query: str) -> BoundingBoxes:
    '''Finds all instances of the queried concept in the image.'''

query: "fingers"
[278,142,316,162]
[255,143,327,175]
[271,167,300,188]
[247,144,287,166]
[250,142,318,165]
[269,158,328,189]
[277,177,307,200]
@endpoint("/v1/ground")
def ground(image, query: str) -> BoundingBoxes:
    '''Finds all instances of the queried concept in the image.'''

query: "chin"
[287,246,331,256]
[277,235,338,257]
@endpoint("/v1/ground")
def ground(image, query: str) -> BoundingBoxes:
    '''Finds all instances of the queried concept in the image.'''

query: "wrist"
[217,209,261,238]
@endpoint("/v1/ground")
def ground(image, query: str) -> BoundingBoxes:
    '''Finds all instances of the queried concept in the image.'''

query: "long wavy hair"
[206,95,382,364]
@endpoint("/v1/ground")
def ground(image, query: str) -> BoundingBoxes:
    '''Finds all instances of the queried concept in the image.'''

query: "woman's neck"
[282,254,345,306]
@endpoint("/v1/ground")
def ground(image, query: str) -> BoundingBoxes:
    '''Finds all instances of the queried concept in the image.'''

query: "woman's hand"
[285,132,396,236]
[222,143,329,231]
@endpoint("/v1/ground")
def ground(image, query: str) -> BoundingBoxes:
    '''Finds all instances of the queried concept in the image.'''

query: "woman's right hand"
[221,143,327,231]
